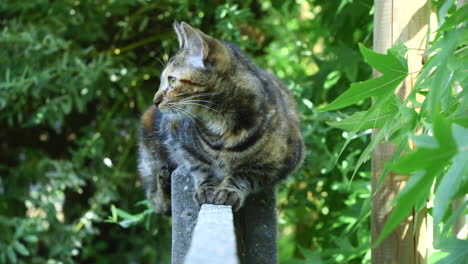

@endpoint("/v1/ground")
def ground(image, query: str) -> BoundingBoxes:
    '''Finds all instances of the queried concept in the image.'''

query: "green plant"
[321,3,467,263]
[1,0,375,263]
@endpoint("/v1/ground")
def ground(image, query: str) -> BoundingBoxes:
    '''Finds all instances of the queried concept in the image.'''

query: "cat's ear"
[181,22,209,68]
[173,20,187,49]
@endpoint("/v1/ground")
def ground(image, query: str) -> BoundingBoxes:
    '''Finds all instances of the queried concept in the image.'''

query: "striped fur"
[138,21,304,213]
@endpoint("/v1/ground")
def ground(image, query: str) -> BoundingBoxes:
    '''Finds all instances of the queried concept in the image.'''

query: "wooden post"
[372,0,431,263]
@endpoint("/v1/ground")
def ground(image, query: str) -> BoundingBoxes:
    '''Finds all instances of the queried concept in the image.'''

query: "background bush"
[4,0,456,263]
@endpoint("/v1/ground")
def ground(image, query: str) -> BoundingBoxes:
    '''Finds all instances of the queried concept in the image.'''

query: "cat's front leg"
[191,165,220,205]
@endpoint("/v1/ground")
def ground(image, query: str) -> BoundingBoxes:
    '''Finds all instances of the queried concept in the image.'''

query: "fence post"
[372,0,431,263]
[171,167,200,264]
[171,166,278,264]
[235,187,277,264]
[184,204,239,264]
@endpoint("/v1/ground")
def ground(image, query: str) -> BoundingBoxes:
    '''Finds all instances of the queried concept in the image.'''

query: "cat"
[138,21,304,214]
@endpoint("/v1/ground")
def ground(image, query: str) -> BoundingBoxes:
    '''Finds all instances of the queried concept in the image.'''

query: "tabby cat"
[138,21,304,214]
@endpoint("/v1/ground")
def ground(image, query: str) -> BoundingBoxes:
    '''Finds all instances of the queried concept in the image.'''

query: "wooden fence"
[170,167,278,264]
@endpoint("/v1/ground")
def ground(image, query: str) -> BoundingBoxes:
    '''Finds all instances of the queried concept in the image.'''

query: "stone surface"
[184,204,239,264]
[171,167,277,264]
[171,167,199,264]
[235,187,278,264]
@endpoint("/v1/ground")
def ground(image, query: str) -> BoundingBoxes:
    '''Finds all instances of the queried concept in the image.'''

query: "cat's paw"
[194,186,216,205]
[212,188,245,211]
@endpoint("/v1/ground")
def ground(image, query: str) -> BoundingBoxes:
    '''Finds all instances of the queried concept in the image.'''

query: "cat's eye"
[168,76,177,86]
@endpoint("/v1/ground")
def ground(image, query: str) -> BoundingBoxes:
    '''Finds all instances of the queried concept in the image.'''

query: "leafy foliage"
[322,2,467,263]
[6,0,464,263]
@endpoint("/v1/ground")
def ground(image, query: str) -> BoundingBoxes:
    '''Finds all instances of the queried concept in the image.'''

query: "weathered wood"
[184,204,239,264]
[372,0,431,263]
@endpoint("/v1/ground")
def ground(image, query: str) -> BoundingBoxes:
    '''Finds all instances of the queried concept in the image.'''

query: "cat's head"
[153,21,231,119]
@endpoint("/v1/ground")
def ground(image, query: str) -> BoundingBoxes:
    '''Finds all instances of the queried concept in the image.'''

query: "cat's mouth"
[155,98,199,121]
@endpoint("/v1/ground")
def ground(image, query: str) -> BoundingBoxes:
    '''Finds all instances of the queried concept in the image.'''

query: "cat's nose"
[153,97,163,107]
[153,92,164,107]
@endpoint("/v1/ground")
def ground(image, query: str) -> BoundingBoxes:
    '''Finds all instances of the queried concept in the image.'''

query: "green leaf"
[13,241,29,256]
[452,123,468,151]
[429,251,449,264]
[347,112,392,184]
[377,117,463,247]
[451,87,468,126]
[435,238,468,264]
[299,247,323,264]
[374,170,435,247]
[108,204,118,222]
[360,42,406,75]
[119,217,143,228]
[106,204,147,228]
[438,5,468,32]
[327,102,396,131]
[437,0,455,26]
[13,221,26,239]
[6,247,17,264]
[324,71,341,90]
[411,135,438,148]
[320,43,407,111]
[388,116,456,173]
[418,28,462,118]
[440,200,468,239]
[371,138,407,195]
[434,124,468,229]
[387,146,453,174]
[434,152,468,228]
[23,235,38,243]
[433,115,458,152]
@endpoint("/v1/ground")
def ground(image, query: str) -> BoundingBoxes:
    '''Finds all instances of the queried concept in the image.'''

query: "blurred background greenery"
[0,0,377,263]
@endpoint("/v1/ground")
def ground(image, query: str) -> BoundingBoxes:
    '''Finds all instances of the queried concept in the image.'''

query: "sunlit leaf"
[320,43,407,111]
[388,116,456,173]
[376,116,459,246]
[435,238,468,264]
[440,200,468,239]
[374,170,434,247]
[13,241,29,256]
[327,102,396,131]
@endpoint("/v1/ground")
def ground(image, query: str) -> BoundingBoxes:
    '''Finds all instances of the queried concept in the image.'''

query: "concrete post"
[171,167,278,264]
[184,204,239,264]
[171,167,200,264]
[235,187,278,264]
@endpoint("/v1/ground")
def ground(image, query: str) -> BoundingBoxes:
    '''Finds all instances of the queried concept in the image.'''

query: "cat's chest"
[165,119,245,173]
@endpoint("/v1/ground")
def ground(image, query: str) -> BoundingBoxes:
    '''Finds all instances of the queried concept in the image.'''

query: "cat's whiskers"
[176,101,221,114]
[170,106,188,121]
[151,55,166,69]
[150,46,170,69]
[176,107,200,123]
[168,102,199,123]
[183,92,221,100]
[179,99,218,105]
